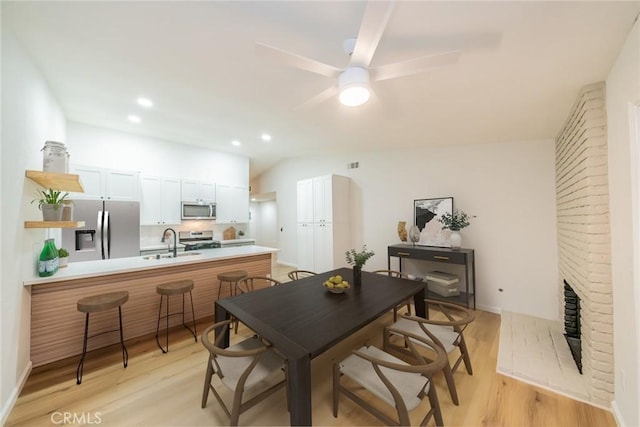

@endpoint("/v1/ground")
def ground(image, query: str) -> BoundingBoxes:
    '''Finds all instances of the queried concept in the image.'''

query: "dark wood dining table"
[214,267,426,426]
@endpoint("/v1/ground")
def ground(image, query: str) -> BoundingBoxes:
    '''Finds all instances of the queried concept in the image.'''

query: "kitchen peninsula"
[25,246,277,367]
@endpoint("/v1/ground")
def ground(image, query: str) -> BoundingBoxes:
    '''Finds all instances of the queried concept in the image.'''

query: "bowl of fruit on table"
[323,275,350,294]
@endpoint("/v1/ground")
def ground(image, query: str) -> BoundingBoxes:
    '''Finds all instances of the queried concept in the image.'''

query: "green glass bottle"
[38,238,59,277]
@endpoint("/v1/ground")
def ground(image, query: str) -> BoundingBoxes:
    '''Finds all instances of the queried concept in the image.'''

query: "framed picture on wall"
[414,197,453,247]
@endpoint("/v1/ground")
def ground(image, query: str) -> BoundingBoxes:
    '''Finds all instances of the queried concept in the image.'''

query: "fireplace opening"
[564,280,582,374]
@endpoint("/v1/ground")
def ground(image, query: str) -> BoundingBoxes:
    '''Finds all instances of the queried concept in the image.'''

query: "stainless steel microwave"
[181,202,216,220]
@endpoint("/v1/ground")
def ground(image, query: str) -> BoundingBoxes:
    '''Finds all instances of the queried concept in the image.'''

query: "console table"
[388,244,476,310]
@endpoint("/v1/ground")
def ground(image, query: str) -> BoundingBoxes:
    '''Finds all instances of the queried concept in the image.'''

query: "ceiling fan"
[256,0,461,109]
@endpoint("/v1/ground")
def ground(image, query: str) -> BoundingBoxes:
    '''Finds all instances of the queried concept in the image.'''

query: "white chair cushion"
[215,337,284,392]
[339,345,429,411]
[391,317,457,353]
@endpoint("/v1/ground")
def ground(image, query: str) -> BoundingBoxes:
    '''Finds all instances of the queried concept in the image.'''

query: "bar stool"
[216,270,247,300]
[155,279,198,353]
[76,290,129,385]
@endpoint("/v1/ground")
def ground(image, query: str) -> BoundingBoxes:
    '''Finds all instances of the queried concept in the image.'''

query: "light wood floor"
[7,265,615,426]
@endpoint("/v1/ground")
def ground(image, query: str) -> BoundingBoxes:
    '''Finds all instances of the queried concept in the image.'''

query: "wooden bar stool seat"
[76,291,129,385]
[155,279,197,353]
[216,270,247,299]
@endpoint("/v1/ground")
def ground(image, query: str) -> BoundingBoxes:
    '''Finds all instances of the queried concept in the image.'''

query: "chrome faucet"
[161,228,177,258]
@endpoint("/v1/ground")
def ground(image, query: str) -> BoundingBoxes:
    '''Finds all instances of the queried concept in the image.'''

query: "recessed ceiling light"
[261,133,272,142]
[128,115,141,123]
[251,198,257,201]
[137,97,153,108]
[231,140,241,146]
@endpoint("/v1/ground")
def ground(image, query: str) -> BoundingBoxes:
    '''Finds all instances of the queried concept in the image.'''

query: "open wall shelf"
[25,170,84,193]
[24,221,85,229]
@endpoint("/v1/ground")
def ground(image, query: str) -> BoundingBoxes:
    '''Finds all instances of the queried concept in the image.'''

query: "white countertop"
[24,245,278,286]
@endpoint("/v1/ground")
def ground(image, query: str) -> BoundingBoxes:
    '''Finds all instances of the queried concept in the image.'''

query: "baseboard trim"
[0,361,32,425]
[477,303,502,315]
[276,260,297,268]
[610,400,626,427]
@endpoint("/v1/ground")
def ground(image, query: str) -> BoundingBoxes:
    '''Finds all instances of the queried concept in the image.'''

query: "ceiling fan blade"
[370,51,461,82]
[294,86,339,111]
[350,0,395,68]
[256,42,341,78]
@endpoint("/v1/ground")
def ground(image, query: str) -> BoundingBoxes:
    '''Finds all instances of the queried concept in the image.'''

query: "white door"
[297,179,314,223]
[71,165,104,200]
[216,184,234,223]
[181,180,200,202]
[313,222,333,272]
[233,186,250,223]
[200,182,216,202]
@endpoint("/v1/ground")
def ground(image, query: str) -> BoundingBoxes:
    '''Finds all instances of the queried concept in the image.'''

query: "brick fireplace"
[555,82,613,407]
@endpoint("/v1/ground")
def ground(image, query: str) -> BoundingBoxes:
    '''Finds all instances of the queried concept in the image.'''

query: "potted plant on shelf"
[438,209,475,250]
[58,247,69,268]
[32,189,69,221]
[345,245,375,286]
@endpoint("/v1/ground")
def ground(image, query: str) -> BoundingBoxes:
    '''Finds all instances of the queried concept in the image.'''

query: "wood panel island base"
[27,249,274,367]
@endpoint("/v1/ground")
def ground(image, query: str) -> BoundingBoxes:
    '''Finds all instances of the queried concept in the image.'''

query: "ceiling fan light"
[339,67,371,107]
[339,87,370,107]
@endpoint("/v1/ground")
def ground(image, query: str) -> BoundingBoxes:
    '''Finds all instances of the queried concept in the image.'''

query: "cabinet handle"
[397,252,411,256]
[434,255,450,260]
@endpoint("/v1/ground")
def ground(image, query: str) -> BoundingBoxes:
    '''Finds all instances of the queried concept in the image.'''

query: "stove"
[178,231,221,251]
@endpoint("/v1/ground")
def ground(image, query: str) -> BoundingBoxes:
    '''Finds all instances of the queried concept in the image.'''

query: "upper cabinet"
[181,179,216,203]
[216,184,249,224]
[70,165,139,201]
[296,175,350,224]
[140,175,181,226]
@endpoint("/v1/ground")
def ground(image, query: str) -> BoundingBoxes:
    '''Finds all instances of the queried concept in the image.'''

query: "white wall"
[257,139,559,319]
[66,122,250,243]
[1,32,67,423]
[67,122,249,186]
[606,18,640,427]
[249,200,278,248]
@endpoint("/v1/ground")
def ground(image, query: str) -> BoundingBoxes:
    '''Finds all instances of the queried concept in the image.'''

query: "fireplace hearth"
[564,281,582,374]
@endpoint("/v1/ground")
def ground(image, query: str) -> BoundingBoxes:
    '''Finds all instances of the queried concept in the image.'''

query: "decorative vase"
[408,225,420,245]
[397,221,408,242]
[41,204,63,221]
[450,230,462,250]
[62,201,74,221]
[353,265,362,286]
[58,256,69,268]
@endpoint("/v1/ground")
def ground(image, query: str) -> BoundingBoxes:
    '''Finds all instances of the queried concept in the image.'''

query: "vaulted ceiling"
[4,1,639,178]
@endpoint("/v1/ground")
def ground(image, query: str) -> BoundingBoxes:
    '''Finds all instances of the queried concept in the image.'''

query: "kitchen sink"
[142,252,201,260]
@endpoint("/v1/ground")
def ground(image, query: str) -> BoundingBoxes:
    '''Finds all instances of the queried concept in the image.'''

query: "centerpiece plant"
[345,245,375,286]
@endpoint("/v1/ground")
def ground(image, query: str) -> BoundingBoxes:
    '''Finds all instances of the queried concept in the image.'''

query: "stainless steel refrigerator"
[62,200,140,262]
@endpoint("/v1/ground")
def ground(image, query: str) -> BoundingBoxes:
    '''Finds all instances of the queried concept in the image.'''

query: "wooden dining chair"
[372,269,413,321]
[287,270,317,281]
[333,328,447,426]
[201,320,287,426]
[383,299,475,406]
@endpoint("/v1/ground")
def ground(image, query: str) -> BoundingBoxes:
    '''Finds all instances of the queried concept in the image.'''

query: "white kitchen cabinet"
[296,175,350,272]
[181,179,216,203]
[216,184,249,223]
[296,179,314,223]
[296,223,315,271]
[140,175,181,225]
[70,165,139,201]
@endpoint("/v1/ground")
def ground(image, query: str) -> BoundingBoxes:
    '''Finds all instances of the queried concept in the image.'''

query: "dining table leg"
[214,302,230,348]
[287,354,312,426]
[414,287,427,319]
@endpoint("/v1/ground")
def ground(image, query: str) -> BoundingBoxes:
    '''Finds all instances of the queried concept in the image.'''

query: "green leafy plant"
[32,189,69,210]
[438,209,475,231]
[345,245,375,268]
[58,248,69,258]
